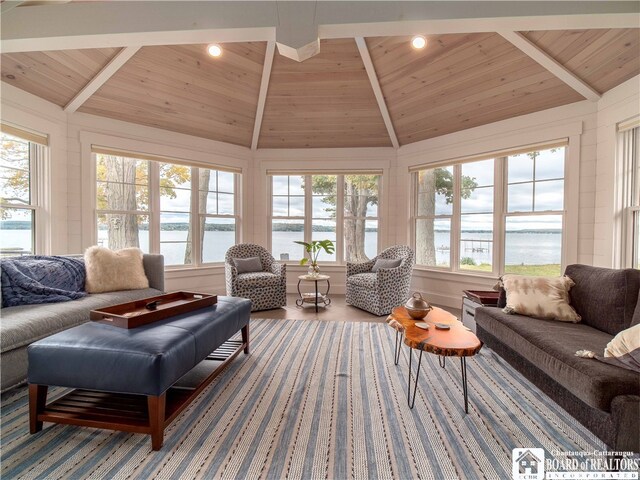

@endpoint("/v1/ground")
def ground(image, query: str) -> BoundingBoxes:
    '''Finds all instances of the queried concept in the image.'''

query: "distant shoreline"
[1,220,563,234]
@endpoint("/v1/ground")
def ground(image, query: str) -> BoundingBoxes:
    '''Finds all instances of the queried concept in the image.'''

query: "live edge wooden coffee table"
[386,306,482,413]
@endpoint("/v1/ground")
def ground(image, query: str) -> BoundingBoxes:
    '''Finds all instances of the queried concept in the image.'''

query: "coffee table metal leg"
[460,357,469,414]
[394,331,403,365]
[438,356,446,368]
[407,349,423,409]
[315,281,319,313]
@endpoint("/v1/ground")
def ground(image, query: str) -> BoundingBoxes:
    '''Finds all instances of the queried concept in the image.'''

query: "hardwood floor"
[251,294,461,323]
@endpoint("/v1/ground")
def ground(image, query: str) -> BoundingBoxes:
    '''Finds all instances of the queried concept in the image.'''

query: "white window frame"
[619,124,640,268]
[268,173,381,265]
[196,168,241,266]
[94,152,241,268]
[411,143,568,276]
[0,131,47,256]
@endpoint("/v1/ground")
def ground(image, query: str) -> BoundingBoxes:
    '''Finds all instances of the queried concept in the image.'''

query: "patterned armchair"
[225,244,286,312]
[346,245,415,316]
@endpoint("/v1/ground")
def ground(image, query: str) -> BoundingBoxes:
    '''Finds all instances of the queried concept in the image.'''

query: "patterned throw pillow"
[500,274,581,322]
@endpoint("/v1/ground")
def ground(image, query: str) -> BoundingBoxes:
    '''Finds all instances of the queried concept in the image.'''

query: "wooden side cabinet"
[461,290,500,331]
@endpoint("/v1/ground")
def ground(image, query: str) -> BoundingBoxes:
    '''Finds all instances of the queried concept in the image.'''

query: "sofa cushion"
[0,288,162,354]
[564,264,640,335]
[347,273,378,289]
[235,272,281,289]
[475,307,640,411]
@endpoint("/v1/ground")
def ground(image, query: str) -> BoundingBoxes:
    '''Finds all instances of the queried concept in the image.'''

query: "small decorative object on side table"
[296,274,331,313]
[461,290,500,330]
[294,240,335,278]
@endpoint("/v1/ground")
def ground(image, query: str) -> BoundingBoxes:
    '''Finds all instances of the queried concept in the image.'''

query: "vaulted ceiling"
[1,28,639,149]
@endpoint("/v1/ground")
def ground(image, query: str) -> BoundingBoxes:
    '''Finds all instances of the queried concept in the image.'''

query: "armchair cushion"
[233,257,263,274]
[371,258,401,272]
[347,273,378,289]
[236,272,282,289]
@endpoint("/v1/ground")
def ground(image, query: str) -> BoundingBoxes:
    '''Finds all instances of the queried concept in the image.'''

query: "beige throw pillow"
[605,324,640,358]
[501,274,581,323]
[84,246,149,293]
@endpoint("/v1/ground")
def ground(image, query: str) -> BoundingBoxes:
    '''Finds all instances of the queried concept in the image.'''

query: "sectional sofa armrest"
[143,254,165,292]
[611,395,640,452]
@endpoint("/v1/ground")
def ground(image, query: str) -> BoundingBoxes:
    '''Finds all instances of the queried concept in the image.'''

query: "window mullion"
[495,157,505,275]
[149,161,160,254]
[337,175,344,263]
[235,172,242,244]
[452,164,461,271]
[191,167,200,266]
[304,175,312,244]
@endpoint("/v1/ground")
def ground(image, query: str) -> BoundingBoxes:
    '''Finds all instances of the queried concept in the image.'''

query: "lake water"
[1,229,561,267]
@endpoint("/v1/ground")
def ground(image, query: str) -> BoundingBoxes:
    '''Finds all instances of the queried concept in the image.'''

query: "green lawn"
[460,263,561,276]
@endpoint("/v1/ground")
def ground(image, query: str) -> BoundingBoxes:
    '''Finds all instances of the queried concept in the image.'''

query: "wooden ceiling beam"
[251,40,275,150]
[498,30,601,102]
[2,1,637,53]
[355,37,399,149]
[64,46,140,113]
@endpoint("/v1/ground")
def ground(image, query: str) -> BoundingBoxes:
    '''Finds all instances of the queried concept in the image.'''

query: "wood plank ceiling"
[523,29,640,94]
[78,43,266,147]
[259,38,391,148]
[367,33,585,145]
[0,29,638,148]
[1,48,120,106]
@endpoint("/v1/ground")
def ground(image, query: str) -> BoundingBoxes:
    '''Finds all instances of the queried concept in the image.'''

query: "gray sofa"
[476,264,640,452]
[1,254,164,392]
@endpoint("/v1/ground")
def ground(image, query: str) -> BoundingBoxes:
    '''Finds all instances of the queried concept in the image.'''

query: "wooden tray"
[90,291,218,329]
[462,290,500,306]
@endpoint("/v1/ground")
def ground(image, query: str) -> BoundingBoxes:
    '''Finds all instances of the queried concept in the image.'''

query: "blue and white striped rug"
[1,318,606,479]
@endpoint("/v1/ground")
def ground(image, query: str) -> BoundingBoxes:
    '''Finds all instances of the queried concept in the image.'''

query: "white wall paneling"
[593,76,640,267]
[1,83,68,254]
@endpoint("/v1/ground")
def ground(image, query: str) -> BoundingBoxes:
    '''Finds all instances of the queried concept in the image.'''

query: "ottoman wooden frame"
[29,326,248,451]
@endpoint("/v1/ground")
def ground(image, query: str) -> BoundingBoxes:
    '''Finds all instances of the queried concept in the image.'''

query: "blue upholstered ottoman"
[28,296,251,450]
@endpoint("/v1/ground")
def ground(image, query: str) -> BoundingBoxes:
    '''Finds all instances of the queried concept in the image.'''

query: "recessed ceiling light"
[207,44,223,57]
[411,35,427,50]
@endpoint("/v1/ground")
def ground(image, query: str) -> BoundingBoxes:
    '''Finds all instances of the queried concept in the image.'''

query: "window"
[504,148,564,276]
[0,129,46,256]
[344,175,379,262]
[199,170,237,263]
[269,173,380,263]
[96,154,150,252]
[271,175,305,261]
[412,144,567,276]
[414,166,453,267]
[95,151,239,267]
[620,125,640,268]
